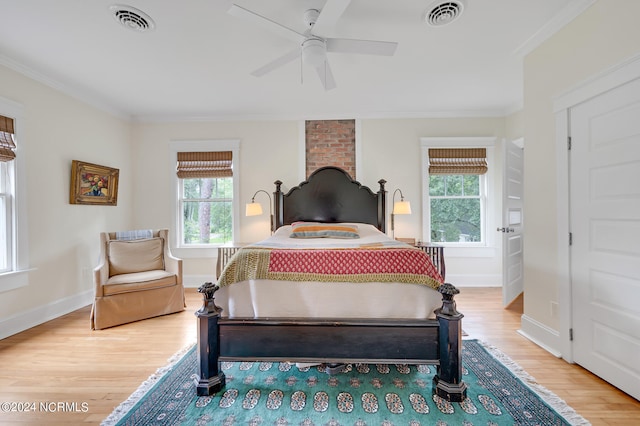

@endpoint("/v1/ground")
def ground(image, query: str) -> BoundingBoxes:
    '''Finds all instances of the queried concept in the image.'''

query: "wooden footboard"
[194,282,467,402]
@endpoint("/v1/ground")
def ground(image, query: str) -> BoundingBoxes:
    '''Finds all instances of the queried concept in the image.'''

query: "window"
[180,177,232,244]
[0,162,13,272]
[429,174,483,242]
[421,139,495,249]
[170,140,240,255]
[0,115,16,273]
[1,98,29,293]
[177,151,233,246]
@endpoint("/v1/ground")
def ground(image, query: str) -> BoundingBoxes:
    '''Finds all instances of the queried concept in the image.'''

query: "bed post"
[377,179,387,233]
[194,282,225,396]
[274,179,283,230]
[433,283,468,402]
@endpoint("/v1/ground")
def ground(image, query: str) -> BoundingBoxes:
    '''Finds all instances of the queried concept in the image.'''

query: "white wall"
[521,0,640,351]
[505,110,523,141]
[0,65,132,338]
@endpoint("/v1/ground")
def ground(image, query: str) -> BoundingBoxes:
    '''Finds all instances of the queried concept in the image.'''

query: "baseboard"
[447,274,502,287]
[518,314,562,358]
[0,289,93,340]
[183,275,216,289]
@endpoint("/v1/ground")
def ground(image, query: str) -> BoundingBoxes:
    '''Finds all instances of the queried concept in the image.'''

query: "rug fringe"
[475,340,592,426]
[101,341,197,426]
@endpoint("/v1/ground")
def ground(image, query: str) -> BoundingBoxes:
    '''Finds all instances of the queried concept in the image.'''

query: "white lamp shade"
[245,202,263,216]
[393,200,412,215]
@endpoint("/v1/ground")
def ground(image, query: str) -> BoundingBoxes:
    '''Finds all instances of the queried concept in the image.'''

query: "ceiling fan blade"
[315,60,337,91]
[250,47,301,77]
[326,38,398,56]
[311,0,352,35]
[228,4,306,44]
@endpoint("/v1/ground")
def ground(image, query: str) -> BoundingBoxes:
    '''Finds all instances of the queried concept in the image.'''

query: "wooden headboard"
[273,166,387,232]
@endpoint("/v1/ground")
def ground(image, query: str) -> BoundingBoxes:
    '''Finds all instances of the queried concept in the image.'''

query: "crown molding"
[513,0,597,58]
[0,53,130,121]
[131,107,514,123]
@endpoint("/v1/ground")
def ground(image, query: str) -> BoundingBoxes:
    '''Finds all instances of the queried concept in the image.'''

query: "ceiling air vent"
[424,0,466,27]
[110,5,155,32]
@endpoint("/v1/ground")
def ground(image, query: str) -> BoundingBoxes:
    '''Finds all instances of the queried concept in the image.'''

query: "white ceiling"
[0,0,592,121]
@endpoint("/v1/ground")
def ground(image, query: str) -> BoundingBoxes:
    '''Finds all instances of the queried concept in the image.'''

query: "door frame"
[554,52,640,363]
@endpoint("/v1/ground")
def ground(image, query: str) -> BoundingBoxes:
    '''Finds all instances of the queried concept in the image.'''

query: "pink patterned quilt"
[217,247,443,290]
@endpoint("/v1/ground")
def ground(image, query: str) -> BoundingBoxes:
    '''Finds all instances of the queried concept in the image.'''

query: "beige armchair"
[90,229,185,330]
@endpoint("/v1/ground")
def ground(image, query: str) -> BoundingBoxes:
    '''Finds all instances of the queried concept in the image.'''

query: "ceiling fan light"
[302,38,326,67]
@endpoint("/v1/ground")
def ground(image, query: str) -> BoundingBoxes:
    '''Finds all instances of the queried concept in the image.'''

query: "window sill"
[0,268,33,293]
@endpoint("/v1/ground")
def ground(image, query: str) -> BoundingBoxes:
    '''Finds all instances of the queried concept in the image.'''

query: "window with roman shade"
[0,115,16,162]
[0,102,30,287]
[427,147,488,244]
[0,115,16,273]
[176,151,234,245]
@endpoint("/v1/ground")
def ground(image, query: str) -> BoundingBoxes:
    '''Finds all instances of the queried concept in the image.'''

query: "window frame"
[420,137,497,255]
[0,97,29,293]
[169,140,240,259]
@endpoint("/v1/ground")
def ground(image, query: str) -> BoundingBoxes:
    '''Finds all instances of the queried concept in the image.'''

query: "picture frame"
[69,160,119,206]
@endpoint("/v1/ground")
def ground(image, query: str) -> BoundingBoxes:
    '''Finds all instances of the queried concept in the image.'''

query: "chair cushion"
[108,238,164,276]
[103,270,177,296]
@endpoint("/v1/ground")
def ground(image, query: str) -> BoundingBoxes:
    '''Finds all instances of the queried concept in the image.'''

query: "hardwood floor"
[0,287,638,425]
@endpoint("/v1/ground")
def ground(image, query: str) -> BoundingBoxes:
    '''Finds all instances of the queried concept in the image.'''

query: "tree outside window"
[426,146,488,245]
[181,177,233,245]
[176,150,235,246]
[429,174,481,242]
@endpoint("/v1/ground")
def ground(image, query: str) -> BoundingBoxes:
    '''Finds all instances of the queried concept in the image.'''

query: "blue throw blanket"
[115,229,153,241]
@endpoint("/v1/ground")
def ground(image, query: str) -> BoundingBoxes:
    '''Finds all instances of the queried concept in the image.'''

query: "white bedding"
[215,223,443,319]
[253,223,412,249]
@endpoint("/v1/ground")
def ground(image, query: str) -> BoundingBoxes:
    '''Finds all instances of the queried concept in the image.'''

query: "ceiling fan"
[228,0,398,90]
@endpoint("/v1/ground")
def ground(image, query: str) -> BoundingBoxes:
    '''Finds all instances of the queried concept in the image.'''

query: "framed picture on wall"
[69,160,119,206]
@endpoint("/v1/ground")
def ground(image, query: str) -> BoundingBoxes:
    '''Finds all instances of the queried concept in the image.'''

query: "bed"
[194,166,467,402]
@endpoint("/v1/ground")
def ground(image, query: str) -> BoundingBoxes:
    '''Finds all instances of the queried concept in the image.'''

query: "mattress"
[215,223,443,319]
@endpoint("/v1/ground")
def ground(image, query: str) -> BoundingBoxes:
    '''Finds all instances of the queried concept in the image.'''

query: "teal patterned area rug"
[102,340,589,426]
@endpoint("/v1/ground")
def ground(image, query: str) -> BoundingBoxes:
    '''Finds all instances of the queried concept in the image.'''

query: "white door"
[569,77,640,400]
[501,138,524,306]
